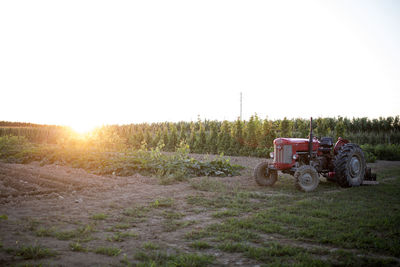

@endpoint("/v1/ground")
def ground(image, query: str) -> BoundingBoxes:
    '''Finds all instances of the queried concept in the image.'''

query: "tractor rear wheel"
[334,143,366,187]
[295,165,319,192]
[254,162,277,186]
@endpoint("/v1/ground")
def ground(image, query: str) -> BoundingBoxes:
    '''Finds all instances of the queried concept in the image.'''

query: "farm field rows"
[0,157,399,266]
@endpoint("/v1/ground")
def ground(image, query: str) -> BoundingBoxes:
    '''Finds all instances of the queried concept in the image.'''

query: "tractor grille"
[274,144,292,164]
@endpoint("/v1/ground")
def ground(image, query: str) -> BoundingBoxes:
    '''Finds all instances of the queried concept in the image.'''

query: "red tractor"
[254,118,376,192]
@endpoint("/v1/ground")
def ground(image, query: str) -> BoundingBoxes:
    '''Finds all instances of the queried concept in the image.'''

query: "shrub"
[0,139,243,180]
[361,144,400,161]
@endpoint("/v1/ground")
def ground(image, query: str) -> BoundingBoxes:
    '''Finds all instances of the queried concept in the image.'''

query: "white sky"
[1,0,399,131]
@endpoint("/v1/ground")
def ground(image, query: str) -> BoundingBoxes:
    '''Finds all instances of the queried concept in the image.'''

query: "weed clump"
[94,246,122,257]
[6,244,56,259]
[134,251,215,266]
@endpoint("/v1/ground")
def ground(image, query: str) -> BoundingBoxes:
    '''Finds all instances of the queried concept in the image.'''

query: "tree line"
[1,116,399,157]
[104,115,400,157]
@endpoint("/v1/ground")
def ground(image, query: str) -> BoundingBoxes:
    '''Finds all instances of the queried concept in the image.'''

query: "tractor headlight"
[269,152,274,159]
[293,154,299,160]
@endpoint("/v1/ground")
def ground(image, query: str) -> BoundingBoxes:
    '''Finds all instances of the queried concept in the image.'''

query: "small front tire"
[295,165,319,192]
[254,162,278,186]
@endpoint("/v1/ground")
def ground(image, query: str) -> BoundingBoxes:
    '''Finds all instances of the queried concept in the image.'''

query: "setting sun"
[69,122,99,135]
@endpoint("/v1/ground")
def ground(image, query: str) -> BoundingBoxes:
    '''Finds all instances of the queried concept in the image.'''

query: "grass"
[35,224,96,241]
[134,251,215,266]
[7,244,56,260]
[190,178,230,192]
[114,223,131,230]
[189,241,213,250]
[186,191,281,212]
[0,214,8,220]
[183,167,400,265]
[35,226,56,237]
[151,197,174,208]
[161,210,184,220]
[205,221,261,242]
[211,209,239,218]
[69,241,88,252]
[216,241,398,266]
[123,206,151,218]
[244,180,400,255]
[94,246,122,257]
[106,231,138,242]
[184,229,208,240]
[23,218,41,231]
[142,242,160,250]
[91,213,108,220]
[162,219,197,232]
[106,223,133,232]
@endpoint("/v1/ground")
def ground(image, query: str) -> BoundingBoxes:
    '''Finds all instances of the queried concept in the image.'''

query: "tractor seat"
[320,137,333,147]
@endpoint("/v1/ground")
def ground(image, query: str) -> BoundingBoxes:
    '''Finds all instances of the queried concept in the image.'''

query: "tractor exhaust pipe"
[308,117,313,162]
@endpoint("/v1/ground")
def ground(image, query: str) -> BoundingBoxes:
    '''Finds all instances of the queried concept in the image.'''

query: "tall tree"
[167,123,178,151]
[231,118,244,154]
[207,122,219,154]
[335,116,346,140]
[218,120,232,154]
[178,123,187,142]
[245,115,258,149]
[195,120,207,153]
[280,117,291,137]
[188,122,196,151]
[259,118,276,148]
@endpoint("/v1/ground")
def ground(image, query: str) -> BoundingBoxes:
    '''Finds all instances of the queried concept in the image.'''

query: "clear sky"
[1,0,399,132]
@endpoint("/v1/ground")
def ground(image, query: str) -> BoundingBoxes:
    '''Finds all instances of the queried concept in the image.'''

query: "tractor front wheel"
[295,165,319,192]
[254,162,277,186]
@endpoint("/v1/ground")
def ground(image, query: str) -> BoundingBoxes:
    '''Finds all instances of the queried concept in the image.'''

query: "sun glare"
[69,122,98,135]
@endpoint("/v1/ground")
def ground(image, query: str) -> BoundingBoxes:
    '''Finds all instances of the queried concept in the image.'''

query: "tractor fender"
[334,137,349,155]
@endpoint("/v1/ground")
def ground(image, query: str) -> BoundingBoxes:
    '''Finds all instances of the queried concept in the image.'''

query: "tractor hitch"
[364,167,377,181]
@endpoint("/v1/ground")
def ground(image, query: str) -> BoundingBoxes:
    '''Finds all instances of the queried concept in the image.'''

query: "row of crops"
[1,116,400,160]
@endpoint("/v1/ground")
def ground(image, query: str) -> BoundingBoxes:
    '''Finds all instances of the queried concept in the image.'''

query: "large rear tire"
[334,143,366,187]
[254,162,277,186]
[295,165,319,192]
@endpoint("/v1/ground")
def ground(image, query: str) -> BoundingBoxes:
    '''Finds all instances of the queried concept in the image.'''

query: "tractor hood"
[274,138,319,151]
